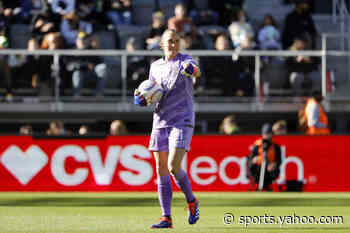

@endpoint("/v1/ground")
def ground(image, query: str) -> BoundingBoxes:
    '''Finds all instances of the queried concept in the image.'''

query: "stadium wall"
[0,135,348,192]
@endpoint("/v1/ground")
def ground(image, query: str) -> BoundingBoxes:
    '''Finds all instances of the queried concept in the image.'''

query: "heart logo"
[1,145,48,185]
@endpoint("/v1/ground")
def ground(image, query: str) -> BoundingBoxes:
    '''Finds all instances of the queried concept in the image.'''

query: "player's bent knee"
[168,165,180,176]
[156,165,169,176]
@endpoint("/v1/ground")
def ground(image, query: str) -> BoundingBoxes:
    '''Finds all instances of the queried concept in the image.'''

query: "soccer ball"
[136,79,163,105]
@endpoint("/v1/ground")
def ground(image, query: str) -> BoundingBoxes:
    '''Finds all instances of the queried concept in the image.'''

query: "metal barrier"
[332,0,350,50]
[322,33,350,97]
[0,48,349,104]
[322,33,350,50]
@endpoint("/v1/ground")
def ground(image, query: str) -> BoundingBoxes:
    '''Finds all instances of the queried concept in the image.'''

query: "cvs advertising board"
[0,135,348,192]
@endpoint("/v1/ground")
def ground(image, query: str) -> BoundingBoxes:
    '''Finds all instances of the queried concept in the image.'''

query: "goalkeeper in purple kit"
[134,29,200,229]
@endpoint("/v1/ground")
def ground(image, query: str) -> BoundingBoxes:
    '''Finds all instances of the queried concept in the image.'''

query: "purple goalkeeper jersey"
[149,53,197,129]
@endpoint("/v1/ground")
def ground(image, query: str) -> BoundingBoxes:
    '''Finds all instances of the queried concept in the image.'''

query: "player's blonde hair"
[161,29,180,46]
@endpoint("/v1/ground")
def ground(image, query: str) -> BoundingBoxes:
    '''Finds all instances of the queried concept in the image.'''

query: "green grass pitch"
[0,192,349,233]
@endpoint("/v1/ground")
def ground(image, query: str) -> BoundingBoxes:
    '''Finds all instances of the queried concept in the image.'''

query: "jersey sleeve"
[148,63,156,82]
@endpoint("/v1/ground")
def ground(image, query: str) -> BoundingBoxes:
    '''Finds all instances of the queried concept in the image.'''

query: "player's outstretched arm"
[181,62,201,78]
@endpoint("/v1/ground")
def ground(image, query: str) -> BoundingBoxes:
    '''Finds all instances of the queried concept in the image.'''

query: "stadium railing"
[332,0,350,50]
[0,48,348,105]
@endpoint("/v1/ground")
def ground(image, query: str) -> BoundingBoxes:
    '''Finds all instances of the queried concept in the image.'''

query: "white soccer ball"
[137,79,163,105]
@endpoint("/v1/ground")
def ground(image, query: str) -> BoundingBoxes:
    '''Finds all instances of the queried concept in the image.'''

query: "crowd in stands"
[0,0,321,100]
[19,89,330,136]
[16,116,290,136]
[219,115,289,136]
[19,119,130,136]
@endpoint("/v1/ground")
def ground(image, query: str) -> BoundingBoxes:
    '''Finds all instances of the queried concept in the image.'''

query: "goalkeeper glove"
[134,89,147,107]
[181,62,199,78]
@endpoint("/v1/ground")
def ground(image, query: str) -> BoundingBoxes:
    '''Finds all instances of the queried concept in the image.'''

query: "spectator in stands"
[103,0,133,29]
[0,35,12,101]
[65,31,107,97]
[219,115,240,135]
[247,123,282,191]
[40,32,65,96]
[20,0,46,24]
[0,0,22,25]
[110,120,128,135]
[60,11,92,47]
[208,0,244,26]
[76,0,107,30]
[258,15,281,51]
[258,14,282,65]
[31,15,57,39]
[0,3,11,45]
[181,31,204,50]
[282,0,317,49]
[168,3,197,41]
[41,32,65,49]
[126,36,148,90]
[30,2,61,40]
[215,33,232,51]
[145,11,166,50]
[179,33,194,50]
[76,0,95,19]
[88,33,101,49]
[19,124,33,135]
[231,35,256,97]
[46,120,69,135]
[272,120,288,135]
[79,124,89,135]
[180,0,199,25]
[228,8,254,49]
[51,0,75,16]
[298,98,308,132]
[119,0,133,24]
[285,37,320,95]
[169,3,205,50]
[200,33,236,95]
[5,37,42,98]
[181,0,218,26]
[24,38,41,89]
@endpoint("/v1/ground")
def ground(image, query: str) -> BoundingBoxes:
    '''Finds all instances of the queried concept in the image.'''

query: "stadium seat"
[118,25,149,49]
[133,0,182,25]
[10,24,31,49]
[95,30,117,49]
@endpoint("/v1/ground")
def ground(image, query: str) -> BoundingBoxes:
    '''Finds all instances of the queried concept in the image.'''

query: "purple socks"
[157,170,195,217]
[158,175,172,217]
[172,169,195,203]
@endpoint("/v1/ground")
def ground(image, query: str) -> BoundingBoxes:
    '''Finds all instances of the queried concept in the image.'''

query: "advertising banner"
[0,135,348,191]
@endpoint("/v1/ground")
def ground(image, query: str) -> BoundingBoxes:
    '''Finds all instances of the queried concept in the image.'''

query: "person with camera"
[65,31,107,97]
[247,123,282,191]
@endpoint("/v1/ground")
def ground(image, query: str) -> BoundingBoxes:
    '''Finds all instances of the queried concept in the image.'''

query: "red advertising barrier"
[0,135,348,192]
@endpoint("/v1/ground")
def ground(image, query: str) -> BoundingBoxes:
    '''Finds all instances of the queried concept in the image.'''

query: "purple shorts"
[148,126,194,152]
